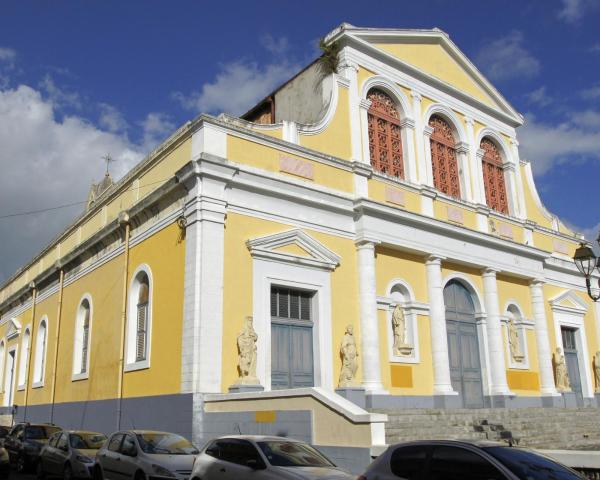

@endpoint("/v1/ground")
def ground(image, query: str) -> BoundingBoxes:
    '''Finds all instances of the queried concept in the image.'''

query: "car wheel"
[16,454,27,473]
[134,470,146,480]
[63,462,73,480]
[93,465,104,480]
[36,460,45,480]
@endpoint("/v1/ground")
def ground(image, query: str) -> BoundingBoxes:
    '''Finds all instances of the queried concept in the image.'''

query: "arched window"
[73,298,92,377]
[0,341,5,391]
[33,319,48,384]
[367,89,404,179]
[18,328,30,387]
[481,138,509,214]
[429,115,461,199]
[126,268,152,369]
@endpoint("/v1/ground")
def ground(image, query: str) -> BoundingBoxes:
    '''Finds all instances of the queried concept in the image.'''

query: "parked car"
[4,423,62,473]
[37,430,107,479]
[191,435,354,479]
[93,430,198,480]
[0,445,9,479]
[358,439,584,480]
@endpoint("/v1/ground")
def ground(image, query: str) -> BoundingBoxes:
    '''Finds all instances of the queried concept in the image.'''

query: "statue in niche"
[236,316,259,385]
[338,325,359,388]
[594,351,600,394]
[507,316,524,363]
[553,347,571,392]
[392,304,413,356]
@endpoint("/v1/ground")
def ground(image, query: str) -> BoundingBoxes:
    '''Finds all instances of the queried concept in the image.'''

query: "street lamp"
[573,236,600,301]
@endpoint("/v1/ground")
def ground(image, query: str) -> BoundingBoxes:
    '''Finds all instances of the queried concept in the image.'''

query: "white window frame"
[17,326,31,390]
[72,294,93,381]
[125,265,153,372]
[4,346,17,407]
[502,302,531,370]
[32,316,48,388]
[0,340,5,393]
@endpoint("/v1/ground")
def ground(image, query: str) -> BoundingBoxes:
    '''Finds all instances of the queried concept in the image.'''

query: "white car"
[191,435,354,479]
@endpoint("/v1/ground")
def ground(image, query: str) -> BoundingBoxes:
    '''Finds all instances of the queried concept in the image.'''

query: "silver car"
[38,430,107,480]
[191,435,354,479]
[93,430,198,480]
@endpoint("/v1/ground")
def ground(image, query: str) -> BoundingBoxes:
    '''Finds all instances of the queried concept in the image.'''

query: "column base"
[336,387,366,409]
[228,384,265,394]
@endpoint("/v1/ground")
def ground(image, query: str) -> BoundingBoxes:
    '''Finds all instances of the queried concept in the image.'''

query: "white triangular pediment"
[550,290,588,313]
[246,229,341,270]
[6,318,21,340]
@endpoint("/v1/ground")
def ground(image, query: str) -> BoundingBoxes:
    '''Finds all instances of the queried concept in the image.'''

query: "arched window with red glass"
[481,138,509,214]
[367,89,404,179]
[429,115,461,199]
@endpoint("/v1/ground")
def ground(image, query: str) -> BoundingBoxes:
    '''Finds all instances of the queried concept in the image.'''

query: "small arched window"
[18,328,30,387]
[73,299,92,377]
[127,268,152,369]
[367,89,404,179]
[481,138,509,214]
[429,115,461,199]
[33,319,48,384]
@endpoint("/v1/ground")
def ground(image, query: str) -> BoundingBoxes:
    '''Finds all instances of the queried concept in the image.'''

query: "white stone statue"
[553,347,570,392]
[594,351,600,393]
[507,316,524,363]
[236,316,259,385]
[392,304,412,356]
[338,325,359,388]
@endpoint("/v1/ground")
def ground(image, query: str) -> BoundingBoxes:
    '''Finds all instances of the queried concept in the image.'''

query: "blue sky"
[0,0,599,281]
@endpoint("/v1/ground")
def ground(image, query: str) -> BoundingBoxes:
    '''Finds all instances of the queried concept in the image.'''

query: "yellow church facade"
[0,24,597,463]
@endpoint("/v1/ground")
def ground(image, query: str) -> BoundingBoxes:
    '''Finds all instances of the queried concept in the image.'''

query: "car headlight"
[75,455,93,463]
[151,464,176,478]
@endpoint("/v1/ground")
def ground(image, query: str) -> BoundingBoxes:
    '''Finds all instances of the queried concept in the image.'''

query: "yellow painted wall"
[434,200,478,231]
[227,136,354,194]
[300,87,353,160]
[368,179,421,214]
[221,213,360,392]
[374,43,497,108]
[375,248,428,302]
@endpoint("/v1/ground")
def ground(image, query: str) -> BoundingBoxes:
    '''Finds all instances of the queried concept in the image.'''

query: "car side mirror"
[246,459,264,470]
[123,447,137,457]
[60,445,69,452]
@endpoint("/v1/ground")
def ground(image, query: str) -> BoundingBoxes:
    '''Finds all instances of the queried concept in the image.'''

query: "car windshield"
[257,441,335,468]
[135,433,198,455]
[484,447,583,480]
[25,426,61,440]
[70,433,107,450]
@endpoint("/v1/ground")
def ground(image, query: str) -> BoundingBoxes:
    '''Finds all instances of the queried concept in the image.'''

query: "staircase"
[373,407,600,450]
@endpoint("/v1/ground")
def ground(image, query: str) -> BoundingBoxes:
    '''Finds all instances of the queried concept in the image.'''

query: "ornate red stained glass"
[367,89,404,179]
[481,138,509,214]
[429,115,461,199]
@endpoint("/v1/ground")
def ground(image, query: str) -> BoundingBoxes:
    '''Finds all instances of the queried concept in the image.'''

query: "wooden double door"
[445,280,484,408]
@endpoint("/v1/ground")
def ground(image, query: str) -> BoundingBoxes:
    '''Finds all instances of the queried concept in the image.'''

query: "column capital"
[410,91,422,102]
[359,98,372,110]
[456,141,470,155]
[476,148,485,160]
[425,254,445,265]
[482,267,500,277]
[464,116,474,126]
[355,237,380,249]
[510,138,519,147]
[400,118,416,129]
[530,278,546,287]
[423,125,434,137]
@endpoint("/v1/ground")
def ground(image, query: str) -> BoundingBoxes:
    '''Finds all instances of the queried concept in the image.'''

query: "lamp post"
[573,236,600,301]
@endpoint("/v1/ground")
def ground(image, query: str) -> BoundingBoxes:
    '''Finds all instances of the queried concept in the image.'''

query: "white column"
[340,61,362,163]
[456,142,473,202]
[465,117,484,204]
[356,240,386,393]
[426,255,455,394]
[411,91,427,184]
[510,139,527,219]
[359,99,372,165]
[423,125,435,187]
[401,118,418,184]
[476,148,487,206]
[482,268,510,395]
[530,280,558,395]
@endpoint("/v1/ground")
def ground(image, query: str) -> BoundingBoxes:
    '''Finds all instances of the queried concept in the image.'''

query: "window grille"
[271,287,311,321]
[81,308,90,373]
[429,115,461,199]
[136,278,150,362]
[481,138,509,214]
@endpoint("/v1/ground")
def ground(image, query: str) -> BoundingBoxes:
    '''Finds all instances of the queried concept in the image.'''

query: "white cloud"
[140,112,175,150]
[476,31,541,82]
[39,74,82,110]
[525,86,552,107]
[557,0,598,23]
[519,111,600,175]
[581,84,600,100]
[0,84,145,281]
[173,36,300,116]
[0,47,16,64]
[98,102,129,132]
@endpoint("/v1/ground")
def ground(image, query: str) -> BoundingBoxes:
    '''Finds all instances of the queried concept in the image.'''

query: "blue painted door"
[271,287,314,389]
[444,280,484,408]
[562,327,583,407]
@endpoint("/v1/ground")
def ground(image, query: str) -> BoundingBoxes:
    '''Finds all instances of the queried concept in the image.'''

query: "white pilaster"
[530,280,558,396]
[426,255,455,394]
[510,139,527,219]
[359,99,372,165]
[465,117,484,204]
[456,142,473,202]
[423,125,434,187]
[411,91,427,184]
[401,118,418,184]
[341,61,362,163]
[356,240,386,393]
[476,148,487,206]
[482,268,510,395]
[503,163,520,218]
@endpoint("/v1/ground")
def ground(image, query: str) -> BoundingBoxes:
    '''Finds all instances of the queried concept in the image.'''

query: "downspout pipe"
[116,212,131,431]
[49,267,64,424]
[22,282,37,422]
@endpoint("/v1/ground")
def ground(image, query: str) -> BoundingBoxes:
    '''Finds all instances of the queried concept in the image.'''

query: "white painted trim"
[0,339,5,393]
[522,161,557,226]
[360,75,413,119]
[72,293,93,380]
[5,318,22,340]
[3,345,17,407]
[17,325,31,389]
[382,279,421,364]
[296,74,341,136]
[125,264,153,372]
[502,303,530,370]
[32,315,48,386]
[252,258,334,392]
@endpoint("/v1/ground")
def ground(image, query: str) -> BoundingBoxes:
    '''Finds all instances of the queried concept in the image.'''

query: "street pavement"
[10,471,36,480]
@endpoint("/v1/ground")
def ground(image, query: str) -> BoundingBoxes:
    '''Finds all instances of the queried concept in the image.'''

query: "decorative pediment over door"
[6,318,22,340]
